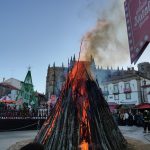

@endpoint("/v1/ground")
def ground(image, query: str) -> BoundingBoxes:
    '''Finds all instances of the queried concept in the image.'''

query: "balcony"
[141,84,150,88]
[124,88,131,93]
[113,90,119,95]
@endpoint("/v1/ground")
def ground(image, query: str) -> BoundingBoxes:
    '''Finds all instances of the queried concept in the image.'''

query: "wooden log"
[34,64,127,150]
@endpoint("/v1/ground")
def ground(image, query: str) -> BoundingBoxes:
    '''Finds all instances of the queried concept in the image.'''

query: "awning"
[135,103,150,109]
[0,99,16,104]
[0,96,16,104]
[118,104,135,109]
[108,102,118,112]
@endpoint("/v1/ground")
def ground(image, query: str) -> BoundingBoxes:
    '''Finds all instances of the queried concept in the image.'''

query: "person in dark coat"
[143,110,149,133]
[148,110,150,133]
[128,112,133,126]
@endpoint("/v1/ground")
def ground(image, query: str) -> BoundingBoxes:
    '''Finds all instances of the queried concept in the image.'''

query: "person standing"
[148,110,150,133]
[128,112,133,126]
[143,110,149,133]
[124,112,129,126]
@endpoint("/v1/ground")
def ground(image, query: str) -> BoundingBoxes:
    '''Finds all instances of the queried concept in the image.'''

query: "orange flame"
[69,61,92,149]
[79,140,89,150]
[38,61,92,149]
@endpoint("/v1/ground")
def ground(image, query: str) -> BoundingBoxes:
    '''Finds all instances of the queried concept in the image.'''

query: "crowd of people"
[1,102,150,133]
[0,103,48,119]
[112,109,150,133]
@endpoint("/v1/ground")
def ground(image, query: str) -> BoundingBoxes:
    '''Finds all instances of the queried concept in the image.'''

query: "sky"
[0,0,150,93]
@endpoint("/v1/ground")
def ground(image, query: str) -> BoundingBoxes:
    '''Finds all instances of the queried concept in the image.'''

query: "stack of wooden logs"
[34,61,127,150]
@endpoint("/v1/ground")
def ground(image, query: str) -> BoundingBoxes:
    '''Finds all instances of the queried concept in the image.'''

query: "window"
[104,96,108,101]
[124,82,131,93]
[114,94,119,100]
[103,85,109,96]
[126,93,131,99]
[125,82,130,89]
[113,84,119,93]
[104,85,108,91]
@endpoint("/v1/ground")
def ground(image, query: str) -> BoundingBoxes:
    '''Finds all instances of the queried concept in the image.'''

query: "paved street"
[0,126,150,150]
[119,126,150,144]
[0,130,38,150]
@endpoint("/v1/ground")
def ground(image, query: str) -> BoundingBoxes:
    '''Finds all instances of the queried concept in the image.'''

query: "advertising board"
[124,0,150,63]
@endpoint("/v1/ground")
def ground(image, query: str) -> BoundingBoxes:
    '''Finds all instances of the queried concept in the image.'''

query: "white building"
[0,82,19,100]
[45,57,150,106]
[3,78,22,90]
[0,78,21,100]
[99,64,150,105]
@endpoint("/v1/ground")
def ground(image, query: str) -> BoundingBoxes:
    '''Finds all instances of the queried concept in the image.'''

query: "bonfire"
[34,61,127,150]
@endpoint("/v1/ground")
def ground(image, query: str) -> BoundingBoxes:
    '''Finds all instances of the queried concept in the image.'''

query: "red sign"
[124,0,150,64]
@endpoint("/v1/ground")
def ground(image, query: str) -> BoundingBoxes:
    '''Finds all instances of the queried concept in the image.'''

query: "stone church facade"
[46,55,150,105]
[45,55,120,99]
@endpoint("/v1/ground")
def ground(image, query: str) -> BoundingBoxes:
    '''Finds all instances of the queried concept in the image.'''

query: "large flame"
[69,61,92,149]
[35,61,93,149]
[34,60,127,150]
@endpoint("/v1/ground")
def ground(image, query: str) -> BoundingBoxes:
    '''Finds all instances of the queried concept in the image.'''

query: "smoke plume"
[80,0,129,68]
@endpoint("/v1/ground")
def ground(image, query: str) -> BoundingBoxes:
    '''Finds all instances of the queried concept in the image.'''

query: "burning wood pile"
[34,61,127,150]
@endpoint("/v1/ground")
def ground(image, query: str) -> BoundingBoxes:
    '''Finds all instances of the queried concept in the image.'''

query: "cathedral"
[45,55,120,100]
[46,54,150,105]
[45,55,75,99]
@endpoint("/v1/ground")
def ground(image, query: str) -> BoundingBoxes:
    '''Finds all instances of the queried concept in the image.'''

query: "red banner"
[124,0,150,64]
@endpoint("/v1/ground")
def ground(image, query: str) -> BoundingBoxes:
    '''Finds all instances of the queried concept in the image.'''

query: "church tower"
[46,63,67,99]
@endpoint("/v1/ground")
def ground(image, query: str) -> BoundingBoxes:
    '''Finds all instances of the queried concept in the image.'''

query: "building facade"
[0,70,43,108]
[3,78,22,90]
[100,62,150,105]
[46,63,67,99]
[46,56,97,99]
[0,82,19,100]
[46,58,150,105]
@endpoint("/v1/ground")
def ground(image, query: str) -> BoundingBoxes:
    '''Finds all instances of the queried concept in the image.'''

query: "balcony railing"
[124,88,131,93]
[113,90,119,95]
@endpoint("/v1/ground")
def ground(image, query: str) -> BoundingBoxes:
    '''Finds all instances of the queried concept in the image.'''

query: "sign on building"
[124,0,150,64]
